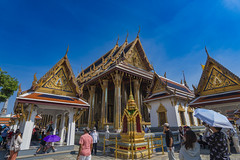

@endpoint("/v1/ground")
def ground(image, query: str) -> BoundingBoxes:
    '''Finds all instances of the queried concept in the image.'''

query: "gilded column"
[111,71,123,132]
[100,79,108,129]
[133,79,141,110]
[88,85,96,128]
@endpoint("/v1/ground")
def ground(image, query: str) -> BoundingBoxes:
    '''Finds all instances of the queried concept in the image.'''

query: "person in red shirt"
[77,127,93,160]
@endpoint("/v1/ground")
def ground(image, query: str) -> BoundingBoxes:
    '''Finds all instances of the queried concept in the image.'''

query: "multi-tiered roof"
[77,35,154,86]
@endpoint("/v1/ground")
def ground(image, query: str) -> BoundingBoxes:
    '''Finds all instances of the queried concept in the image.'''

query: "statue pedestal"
[116,141,152,159]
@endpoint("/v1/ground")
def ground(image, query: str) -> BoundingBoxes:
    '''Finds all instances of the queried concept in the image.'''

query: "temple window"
[178,104,186,126]
[156,103,167,126]
[187,107,195,126]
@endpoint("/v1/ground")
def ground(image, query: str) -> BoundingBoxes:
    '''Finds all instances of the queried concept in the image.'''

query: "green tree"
[0,68,18,102]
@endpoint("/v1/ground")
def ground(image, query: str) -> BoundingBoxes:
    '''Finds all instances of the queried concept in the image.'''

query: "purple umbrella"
[43,135,61,142]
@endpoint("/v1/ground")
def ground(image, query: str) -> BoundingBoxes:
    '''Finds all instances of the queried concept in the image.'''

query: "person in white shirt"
[90,127,99,155]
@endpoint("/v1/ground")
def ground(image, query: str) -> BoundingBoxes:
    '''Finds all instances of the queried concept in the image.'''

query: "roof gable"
[148,72,193,99]
[150,73,167,94]
[124,38,153,71]
[31,50,80,97]
[196,56,240,96]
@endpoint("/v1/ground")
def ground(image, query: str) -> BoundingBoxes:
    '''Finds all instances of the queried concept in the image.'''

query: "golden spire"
[205,46,210,57]
[64,45,69,58]
[127,78,137,110]
[17,84,22,96]
[32,73,37,86]
[137,26,140,38]
[116,35,119,46]
[125,31,129,42]
[181,79,183,84]
[164,72,166,78]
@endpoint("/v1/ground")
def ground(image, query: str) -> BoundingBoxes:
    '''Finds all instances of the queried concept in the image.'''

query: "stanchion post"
[161,135,164,155]
[147,137,150,159]
[115,137,118,159]
[151,135,153,153]
[131,139,134,160]
[103,136,105,154]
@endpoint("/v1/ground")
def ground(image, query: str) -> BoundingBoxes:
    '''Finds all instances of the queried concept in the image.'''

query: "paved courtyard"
[36,150,240,160]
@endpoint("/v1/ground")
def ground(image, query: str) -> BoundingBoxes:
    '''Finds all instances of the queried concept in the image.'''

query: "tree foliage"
[0,68,18,102]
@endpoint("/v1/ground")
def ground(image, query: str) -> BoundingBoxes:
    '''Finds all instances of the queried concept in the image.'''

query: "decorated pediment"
[124,39,153,71]
[196,56,240,96]
[156,103,167,113]
[42,67,73,93]
[31,48,80,97]
[204,67,237,91]
[125,46,147,70]
[152,78,165,94]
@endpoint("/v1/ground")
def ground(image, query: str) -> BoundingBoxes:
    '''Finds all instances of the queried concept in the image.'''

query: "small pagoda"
[117,83,152,159]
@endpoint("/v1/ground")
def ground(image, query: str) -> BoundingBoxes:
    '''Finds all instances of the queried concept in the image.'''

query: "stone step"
[17,150,76,160]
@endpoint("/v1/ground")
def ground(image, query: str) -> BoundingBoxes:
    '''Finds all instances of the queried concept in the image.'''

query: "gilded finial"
[181,79,183,84]
[201,64,205,70]
[64,45,69,58]
[125,31,129,42]
[192,84,197,92]
[17,84,22,96]
[205,46,210,57]
[32,73,37,86]
[164,72,166,78]
[182,71,189,88]
[137,26,140,38]
[127,77,137,110]
[116,35,119,46]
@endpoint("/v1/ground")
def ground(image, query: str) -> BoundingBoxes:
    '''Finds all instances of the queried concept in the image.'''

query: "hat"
[93,127,96,130]
[164,123,169,127]
[83,127,90,133]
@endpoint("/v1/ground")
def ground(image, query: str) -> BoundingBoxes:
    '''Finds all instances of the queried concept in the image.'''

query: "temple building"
[77,33,154,131]
[14,49,89,150]
[144,72,197,127]
[190,48,240,117]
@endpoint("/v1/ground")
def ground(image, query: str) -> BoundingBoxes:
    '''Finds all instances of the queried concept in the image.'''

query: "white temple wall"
[149,98,179,127]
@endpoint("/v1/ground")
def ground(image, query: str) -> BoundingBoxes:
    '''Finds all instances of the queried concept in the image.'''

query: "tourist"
[163,123,175,160]
[8,129,22,160]
[35,134,46,154]
[202,122,211,142]
[144,125,150,133]
[90,127,99,155]
[43,142,56,153]
[196,133,207,149]
[179,126,184,145]
[179,130,201,160]
[77,127,93,160]
[2,127,9,149]
[46,122,54,135]
[206,126,230,160]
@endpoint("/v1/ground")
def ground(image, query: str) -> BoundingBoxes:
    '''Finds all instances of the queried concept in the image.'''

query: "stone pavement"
[36,149,240,160]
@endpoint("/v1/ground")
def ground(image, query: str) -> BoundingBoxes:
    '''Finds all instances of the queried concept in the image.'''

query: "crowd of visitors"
[0,125,23,160]
[0,122,58,160]
[163,122,240,160]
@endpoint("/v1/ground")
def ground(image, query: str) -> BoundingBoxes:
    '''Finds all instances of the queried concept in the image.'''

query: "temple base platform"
[116,141,153,159]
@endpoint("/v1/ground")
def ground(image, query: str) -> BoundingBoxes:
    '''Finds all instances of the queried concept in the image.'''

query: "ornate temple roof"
[190,49,240,107]
[16,92,89,108]
[15,47,89,111]
[77,36,153,85]
[20,47,81,97]
[144,72,194,102]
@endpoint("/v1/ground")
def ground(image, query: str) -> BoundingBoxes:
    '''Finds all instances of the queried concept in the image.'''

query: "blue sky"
[1,0,240,113]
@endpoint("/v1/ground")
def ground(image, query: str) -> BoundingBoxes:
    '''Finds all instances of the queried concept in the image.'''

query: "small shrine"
[117,83,152,159]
